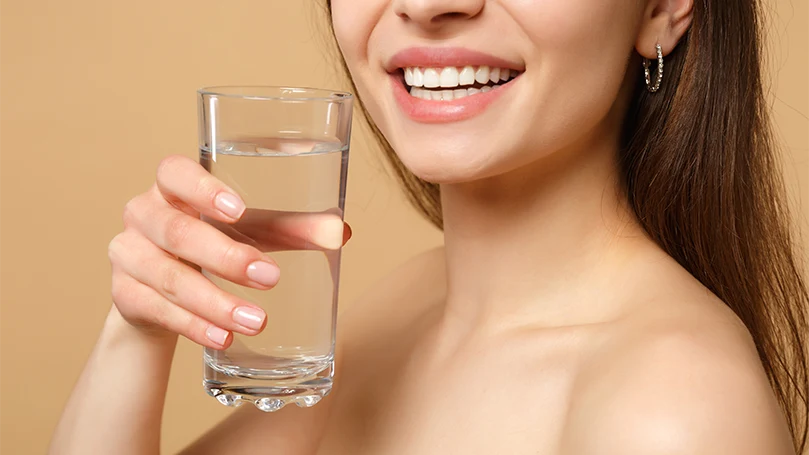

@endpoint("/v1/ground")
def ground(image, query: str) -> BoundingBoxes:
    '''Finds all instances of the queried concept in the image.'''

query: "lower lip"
[390,74,516,124]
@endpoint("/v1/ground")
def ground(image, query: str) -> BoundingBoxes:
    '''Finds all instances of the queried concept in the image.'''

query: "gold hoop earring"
[643,43,664,93]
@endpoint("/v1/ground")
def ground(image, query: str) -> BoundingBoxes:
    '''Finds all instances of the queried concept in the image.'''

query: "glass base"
[204,357,333,412]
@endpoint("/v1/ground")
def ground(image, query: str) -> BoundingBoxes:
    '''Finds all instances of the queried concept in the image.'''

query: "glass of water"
[197,86,353,412]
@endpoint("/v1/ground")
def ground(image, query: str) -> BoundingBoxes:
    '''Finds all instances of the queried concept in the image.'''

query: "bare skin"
[54,187,793,454]
[51,0,796,453]
[180,244,791,455]
[50,158,794,454]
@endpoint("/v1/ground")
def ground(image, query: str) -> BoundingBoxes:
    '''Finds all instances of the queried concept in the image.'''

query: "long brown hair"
[323,1,809,451]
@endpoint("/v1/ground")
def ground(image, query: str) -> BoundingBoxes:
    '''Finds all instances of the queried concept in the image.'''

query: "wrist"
[104,305,179,351]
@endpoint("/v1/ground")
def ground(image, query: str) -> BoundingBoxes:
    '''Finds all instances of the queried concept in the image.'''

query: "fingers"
[110,270,233,350]
[124,191,281,289]
[109,154,357,350]
[155,155,246,223]
[109,230,267,339]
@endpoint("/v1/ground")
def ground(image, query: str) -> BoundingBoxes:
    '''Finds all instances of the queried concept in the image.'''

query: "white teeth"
[423,68,440,88]
[408,85,510,101]
[404,65,519,89]
[489,67,500,83]
[475,65,490,84]
[439,67,459,88]
[412,68,424,87]
[459,66,475,86]
[404,64,521,101]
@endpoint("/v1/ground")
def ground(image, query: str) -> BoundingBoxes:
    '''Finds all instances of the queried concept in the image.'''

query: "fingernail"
[311,217,345,250]
[206,325,230,346]
[233,306,266,331]
[215,192,245,219]
[246,261,281,287]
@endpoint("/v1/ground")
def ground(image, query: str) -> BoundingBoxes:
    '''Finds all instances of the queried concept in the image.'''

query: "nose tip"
[394,0,484,29]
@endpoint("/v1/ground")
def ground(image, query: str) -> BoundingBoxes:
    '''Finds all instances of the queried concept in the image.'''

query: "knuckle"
[191,317,212,343]
[220,242,252,272]
[111,275,143,323]
[168,308,199,340]
[150,300,172,330]
[107,233,125,264]
[159,262,183,298]
[110,273,131,306]
[163,214,192,250]
[122,191,156,229]
[122,196,141,228]
[194,174,220,204]
[208,290,237,321]
[156,155,190,182]
[107,230,140,265]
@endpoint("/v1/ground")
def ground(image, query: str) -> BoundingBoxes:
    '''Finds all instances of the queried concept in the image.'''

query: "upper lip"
[386,47,525,73]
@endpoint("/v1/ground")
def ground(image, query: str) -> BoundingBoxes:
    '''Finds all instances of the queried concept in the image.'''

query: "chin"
[389,137,517,185]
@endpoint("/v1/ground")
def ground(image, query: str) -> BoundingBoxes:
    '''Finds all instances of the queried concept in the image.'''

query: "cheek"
[330,0,382,76]
[331,3,410,171]
[514,0,636,44]
[518,0,637,88]
[520,0,639,91]
[330,0,388,123]
[508,0,640,142]
[330,0,362,65]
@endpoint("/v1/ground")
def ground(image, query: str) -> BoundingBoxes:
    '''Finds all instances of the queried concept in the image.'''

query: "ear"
[636,0,694,58]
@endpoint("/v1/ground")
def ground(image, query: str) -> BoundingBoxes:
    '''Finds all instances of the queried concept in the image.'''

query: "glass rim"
[197,85,353,102]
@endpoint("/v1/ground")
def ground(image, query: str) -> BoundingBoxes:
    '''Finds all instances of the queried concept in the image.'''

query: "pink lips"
[387,47,523,124]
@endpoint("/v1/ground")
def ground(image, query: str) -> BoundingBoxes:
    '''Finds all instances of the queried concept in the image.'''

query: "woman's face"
[331,0,647,183]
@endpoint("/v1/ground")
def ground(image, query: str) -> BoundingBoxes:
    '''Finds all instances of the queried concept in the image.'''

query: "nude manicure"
[246,261,281,286]
[233,306,266,331]
[214,192,245,219]
[206,325,230,346]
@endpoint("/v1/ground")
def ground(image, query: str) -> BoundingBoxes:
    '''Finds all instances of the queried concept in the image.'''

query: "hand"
[107,155,351,349]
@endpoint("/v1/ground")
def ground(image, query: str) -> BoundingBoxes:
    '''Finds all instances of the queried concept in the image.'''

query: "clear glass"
[197,86,353,411]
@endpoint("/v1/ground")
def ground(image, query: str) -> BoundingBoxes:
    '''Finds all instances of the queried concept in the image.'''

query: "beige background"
[0,0,806,453]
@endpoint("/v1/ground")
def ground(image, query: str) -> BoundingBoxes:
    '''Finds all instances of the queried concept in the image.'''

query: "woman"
[51,0,809,453]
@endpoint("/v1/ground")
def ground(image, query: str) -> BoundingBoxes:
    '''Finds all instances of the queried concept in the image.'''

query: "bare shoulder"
[563,267,794,454]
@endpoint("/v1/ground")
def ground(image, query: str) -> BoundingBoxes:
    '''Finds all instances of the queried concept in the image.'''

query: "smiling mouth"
[399,65,523,101]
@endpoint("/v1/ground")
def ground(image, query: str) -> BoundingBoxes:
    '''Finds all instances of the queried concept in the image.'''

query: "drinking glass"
[197,86,353,411]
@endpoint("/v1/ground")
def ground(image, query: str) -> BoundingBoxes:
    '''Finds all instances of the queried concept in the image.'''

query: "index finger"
[155,155,246,223]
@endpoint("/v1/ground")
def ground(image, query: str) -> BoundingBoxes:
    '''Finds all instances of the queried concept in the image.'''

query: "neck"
[439,136,655,332]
